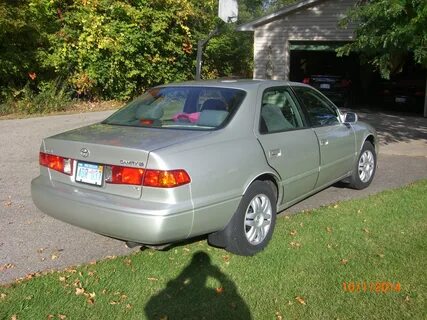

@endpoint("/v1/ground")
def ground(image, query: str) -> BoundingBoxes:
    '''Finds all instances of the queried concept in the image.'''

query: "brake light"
[105,165,144,185]
[39,152,73,175]
[140,119,154,125]
[105,166,191,188]
[143,169,191,188]
[303,77,310,84]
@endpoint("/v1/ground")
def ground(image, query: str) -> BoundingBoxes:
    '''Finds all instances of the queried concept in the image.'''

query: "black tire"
[208,180,277,256]
[348,141,376,190]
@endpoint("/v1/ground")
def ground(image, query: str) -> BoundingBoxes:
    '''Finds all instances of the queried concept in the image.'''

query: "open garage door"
[289,41,367,107]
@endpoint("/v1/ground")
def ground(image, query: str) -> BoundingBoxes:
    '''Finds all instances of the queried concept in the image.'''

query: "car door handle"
[269,148,282,157]
[319,138,329,146]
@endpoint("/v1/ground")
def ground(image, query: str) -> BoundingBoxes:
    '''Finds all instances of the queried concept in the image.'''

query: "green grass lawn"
[1,181,426,320]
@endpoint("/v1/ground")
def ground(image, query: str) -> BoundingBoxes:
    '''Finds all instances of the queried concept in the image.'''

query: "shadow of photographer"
[145,251,251,320]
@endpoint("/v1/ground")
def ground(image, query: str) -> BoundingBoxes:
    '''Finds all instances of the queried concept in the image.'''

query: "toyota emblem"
[80,148,90,158]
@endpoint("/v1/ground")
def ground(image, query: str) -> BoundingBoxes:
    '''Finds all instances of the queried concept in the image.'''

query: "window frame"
[102,86,247,131]
[290,85,343,128]
[258,86,310,135]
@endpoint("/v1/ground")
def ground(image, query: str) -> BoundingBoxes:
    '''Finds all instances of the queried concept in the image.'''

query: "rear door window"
[260,87,305,134]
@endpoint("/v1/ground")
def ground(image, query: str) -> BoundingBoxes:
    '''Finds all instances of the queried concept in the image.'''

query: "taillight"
[140,119,154,125]
[39,152,73,175]
[105,165,144,185]
[143,169,191,188]
[303,77,310,84]
[105,166,191,188]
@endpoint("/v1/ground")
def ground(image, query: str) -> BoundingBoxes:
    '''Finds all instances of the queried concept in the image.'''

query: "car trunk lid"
[41,123,209,198]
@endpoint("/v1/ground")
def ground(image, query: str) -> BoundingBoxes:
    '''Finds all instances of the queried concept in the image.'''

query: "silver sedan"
[31,80,377,256]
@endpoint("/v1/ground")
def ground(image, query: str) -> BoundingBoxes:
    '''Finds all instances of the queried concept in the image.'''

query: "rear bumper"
[31,175,193,244]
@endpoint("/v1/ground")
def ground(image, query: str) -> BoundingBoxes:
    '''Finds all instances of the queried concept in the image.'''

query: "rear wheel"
[208,181,277,256]
[348,141,376,190]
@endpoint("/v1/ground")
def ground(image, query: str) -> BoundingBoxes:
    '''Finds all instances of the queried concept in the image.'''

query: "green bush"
[0,0,268,114]
[43,0,206,100]
[0,80,71,115]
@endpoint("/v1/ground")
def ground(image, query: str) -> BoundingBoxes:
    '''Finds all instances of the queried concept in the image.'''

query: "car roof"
[158,79,305,90]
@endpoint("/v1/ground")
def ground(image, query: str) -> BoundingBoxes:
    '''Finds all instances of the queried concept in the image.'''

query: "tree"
[0,0,47,92]
[338,0,427,116]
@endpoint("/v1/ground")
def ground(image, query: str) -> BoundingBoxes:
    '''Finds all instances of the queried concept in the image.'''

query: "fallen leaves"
[109,292,128,305]
[215,287,224,295]
[289,241,301,248]
[47,314,66,320]
[326,226,333,233]
[289,230,297,236]
[147,277,159,281]
[0,263,15,272]
[75,287,85,296]
[3,196,12,207]
[340,259,349,265]
[295,296,306,305]
[275,311,283,320]
[68,276,97,305]
[222,255,230,265]
[0,293,6,299]
[65,268,77,274]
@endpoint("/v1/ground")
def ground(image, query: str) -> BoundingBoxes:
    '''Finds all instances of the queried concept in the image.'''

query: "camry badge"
[120,160,144,167]
[80,148,90,158]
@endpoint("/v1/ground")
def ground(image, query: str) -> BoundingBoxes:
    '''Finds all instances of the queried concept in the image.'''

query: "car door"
[256,86,320,204]
[292,85,356,189]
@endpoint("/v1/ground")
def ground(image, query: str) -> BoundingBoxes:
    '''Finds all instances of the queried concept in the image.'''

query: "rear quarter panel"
[148,134,274,236]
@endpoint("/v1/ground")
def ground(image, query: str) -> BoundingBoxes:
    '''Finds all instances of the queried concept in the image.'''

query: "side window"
[260,87,305,134]
[293,86,340,127]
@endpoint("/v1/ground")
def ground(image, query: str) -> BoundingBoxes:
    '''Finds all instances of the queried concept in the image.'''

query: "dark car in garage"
[303,74,352,107]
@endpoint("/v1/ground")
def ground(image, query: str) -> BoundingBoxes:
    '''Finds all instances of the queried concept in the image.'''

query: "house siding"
[254,0,357,80]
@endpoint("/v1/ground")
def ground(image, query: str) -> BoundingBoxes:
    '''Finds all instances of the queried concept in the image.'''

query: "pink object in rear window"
[173,112,201,123]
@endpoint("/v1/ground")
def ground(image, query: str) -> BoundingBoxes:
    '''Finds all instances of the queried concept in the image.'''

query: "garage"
[237,0,426,114]
[288,41,362,106]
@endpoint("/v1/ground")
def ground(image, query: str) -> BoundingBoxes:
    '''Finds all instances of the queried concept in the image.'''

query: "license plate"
[75,162,104,186]
[320,83,331,89]
[395,96,407,103]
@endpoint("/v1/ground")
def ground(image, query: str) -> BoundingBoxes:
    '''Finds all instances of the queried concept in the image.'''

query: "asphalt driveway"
[1,109,426,284]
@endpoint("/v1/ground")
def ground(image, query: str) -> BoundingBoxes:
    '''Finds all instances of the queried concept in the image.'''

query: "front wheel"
[348,141,376,190]
[208,181,277,256]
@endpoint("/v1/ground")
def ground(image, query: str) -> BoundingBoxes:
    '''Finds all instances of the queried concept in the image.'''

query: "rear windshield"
[102,86,246,130]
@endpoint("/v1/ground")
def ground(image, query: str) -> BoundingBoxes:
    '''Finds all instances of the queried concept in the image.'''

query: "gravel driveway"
[1,110,426,284]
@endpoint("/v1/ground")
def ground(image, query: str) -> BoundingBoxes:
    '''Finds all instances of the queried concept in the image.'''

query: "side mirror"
[344,112,358,123]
